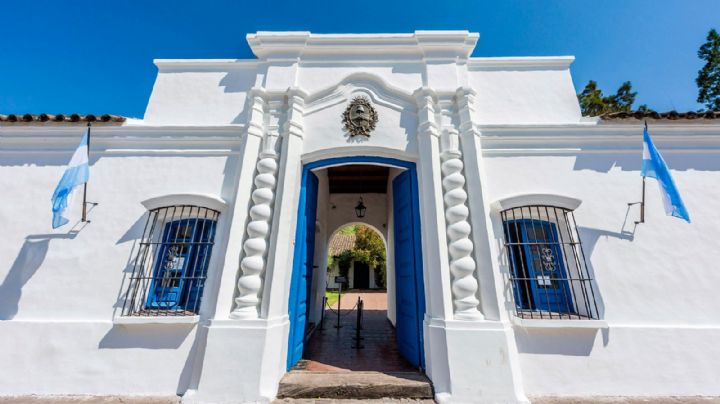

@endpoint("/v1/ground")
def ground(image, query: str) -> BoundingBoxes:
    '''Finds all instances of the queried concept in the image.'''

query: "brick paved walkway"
[300,291,417,372]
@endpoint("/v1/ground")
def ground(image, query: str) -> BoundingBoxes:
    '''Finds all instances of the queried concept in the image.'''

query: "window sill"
[511,316,608,329]
[113,315,200,325]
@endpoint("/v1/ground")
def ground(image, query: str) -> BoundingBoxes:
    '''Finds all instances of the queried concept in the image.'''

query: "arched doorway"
[286,156,425,371]
[326,223,387,291]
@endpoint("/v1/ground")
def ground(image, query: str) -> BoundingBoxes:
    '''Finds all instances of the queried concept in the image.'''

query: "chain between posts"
[320,290,364,349]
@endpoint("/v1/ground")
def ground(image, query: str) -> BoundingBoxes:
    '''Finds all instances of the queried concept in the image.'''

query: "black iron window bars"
[121,205,220,317]
[500,205,599,320]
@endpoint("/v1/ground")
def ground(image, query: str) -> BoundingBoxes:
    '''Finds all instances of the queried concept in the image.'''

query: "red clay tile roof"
[328,233,357,256]
[0,114,125,123]
[601,111,720,120]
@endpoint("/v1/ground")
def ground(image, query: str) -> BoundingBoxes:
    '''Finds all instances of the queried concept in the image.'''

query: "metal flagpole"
[631,120,647,224]
[640,121,647,223]
[81,122,91,222]
[639,177,646,224]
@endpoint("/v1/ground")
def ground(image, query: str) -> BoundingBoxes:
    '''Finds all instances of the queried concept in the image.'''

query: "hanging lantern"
[354,196,367,218]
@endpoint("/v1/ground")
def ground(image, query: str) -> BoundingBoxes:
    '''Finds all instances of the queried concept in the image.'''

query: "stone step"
[274,399,435,403]
[277,371,434,400]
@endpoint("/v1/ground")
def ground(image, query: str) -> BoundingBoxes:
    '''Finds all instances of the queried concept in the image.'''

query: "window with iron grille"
[121,205,220,317]
[500,205,599,320]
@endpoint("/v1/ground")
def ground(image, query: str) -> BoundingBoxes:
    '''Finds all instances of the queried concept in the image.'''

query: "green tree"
[578,80,606,116]
[696,29,720,111]
[352,226,387,288]
[327,225,387,288]
[608,81,637,112]
[577,80,638,116]
[637,104,654,113]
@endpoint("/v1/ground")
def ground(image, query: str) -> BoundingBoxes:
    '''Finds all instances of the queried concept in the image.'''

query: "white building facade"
[1,31,720,403]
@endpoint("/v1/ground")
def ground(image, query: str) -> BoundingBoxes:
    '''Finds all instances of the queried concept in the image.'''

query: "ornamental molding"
[141,193,228,213]
[467,56,575,70]
[440,129,484,320]
[342,96,378,137]
[232,119,282,319]
[303,74,415,115]
[246,31,478,61]
[490,193,582,213]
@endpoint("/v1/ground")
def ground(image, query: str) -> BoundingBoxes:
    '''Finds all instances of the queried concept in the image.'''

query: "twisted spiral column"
[441,131,483,320]
[231,134,279,319]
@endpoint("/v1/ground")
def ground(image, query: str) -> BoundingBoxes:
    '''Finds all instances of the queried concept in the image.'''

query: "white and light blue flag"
[641,127,690,222]
[51,128,89,228]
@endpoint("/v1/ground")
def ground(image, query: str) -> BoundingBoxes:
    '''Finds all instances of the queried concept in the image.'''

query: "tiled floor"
[300,291,417,373]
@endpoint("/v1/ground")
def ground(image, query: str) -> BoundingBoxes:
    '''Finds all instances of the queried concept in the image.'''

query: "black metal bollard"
[352,297,364,349]
[320,295,327,331]
[334,285,343,329]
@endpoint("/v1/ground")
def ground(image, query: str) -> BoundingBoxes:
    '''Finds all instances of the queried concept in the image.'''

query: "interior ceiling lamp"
[355,196,367,218]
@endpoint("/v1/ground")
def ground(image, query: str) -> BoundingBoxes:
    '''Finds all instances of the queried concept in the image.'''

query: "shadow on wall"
[572,203,642,323]
[176,323,209,394]
[514,327,601,356]
[494,206,647,347]
[573,151,720,173]
[512,212,640,356]
[219,70,255,125]
[0,231,80,320]
[108,212,206,394]
[98,323,195,349]
[111,213,149,318]
[0,154,78,167]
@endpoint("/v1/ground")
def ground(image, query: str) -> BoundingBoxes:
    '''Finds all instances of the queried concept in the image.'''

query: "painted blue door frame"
[286,156,426,370]
[287,170,319,369]
[392,169,425,369]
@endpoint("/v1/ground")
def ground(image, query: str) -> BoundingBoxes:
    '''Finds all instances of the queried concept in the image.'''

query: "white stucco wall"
[2,31,720,402]
[143,63,258,126]
[0,127,240,395]
[468,58,582,125]
[479,127,720,396]
[326,193,388,243]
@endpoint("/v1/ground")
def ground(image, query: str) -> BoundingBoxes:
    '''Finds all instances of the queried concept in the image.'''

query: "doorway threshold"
[277,370,433,400]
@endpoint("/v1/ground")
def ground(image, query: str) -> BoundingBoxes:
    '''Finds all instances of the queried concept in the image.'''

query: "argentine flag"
[641,127,690,222]
[51,129,89,228]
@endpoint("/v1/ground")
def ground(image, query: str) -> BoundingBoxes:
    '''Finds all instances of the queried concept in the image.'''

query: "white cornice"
[0,124,245,135]
[478,122,720,135]
[468,56,575,69]
[246,30,479,61]
[0,124,246,155]
[479,123,720,156]
[153,59,259,70]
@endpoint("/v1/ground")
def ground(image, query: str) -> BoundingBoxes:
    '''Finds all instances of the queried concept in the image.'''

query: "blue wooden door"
[506,220,574,313]
[147,220,194,309]
[392,170,425,369]
[183,219,217,312]
[287,170,319,369]
[521,221,574,313]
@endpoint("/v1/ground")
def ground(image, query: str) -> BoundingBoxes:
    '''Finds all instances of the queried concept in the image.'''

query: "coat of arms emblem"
[342,96,378,137]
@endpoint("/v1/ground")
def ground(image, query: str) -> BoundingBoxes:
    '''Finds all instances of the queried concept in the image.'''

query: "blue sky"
[1,0,717,118]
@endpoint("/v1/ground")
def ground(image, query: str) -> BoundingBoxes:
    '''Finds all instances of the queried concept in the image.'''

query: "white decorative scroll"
[440,129,484,320]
